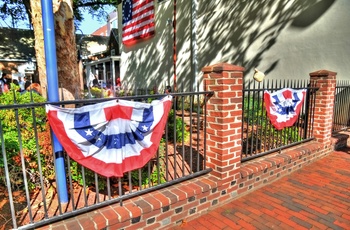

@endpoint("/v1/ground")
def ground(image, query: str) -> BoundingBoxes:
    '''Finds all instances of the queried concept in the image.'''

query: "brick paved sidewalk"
[171,148,350,230]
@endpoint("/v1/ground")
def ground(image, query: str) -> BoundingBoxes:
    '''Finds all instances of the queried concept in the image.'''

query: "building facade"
[114,0,350,92]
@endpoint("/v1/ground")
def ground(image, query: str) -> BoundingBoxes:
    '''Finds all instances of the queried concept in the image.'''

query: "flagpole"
[41,0,68,203]
[173,0,177,92]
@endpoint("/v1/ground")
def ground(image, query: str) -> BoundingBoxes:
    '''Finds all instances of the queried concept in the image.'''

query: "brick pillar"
[309,70,337,147]
[202,63,244,184]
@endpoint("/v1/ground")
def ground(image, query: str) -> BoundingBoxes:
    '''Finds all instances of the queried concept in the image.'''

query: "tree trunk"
[30,0,47,95]
[30,0,81,99]
[53,0,81,98]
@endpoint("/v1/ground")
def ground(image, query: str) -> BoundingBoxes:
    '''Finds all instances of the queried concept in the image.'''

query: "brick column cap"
[202,63,245,73]
[309,69,337,77]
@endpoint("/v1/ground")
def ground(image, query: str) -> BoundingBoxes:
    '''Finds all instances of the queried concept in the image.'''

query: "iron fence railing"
[0,89,212,230]
[332,80,350,133]
[241,79,318,162]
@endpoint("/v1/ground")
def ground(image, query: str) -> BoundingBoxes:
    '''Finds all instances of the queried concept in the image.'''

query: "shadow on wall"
[291,0,335,27]
[121,0,336,92]
[196,0,336,81]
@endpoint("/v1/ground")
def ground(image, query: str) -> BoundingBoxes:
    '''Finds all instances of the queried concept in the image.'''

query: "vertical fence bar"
[107,177,111,198]
[95,173,100,203]
[270,79,276,149]
[264,79,270,151]
[203,93,208,169]
[246,80,252,157]
[181,95,185,176]
[0,121,17,229]
[118,177,123,206]
[196,94,200,172]
[164,113,169,181]
[255,81,261,153]
[147,161,151,188]
[14,92,33,223]
[66,155,76,211]
[173,100,177,179]
[30,94,49,219]
[251,80,256,155]
[189,95,193,173]
[156,148,161,184]
[284,79,289,145]
[304,80,311,139]
[138,167,142,190]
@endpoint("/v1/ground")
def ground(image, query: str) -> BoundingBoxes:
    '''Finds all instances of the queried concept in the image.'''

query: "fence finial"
[253,68,265,82]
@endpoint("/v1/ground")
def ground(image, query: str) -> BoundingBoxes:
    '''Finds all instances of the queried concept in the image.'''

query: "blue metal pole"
[41,0,68,203]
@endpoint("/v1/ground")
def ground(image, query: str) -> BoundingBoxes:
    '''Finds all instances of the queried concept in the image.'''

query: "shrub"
[0,89,51,190]
[69,159,107,191]
[167,109,190,143]
[129,138,167,188]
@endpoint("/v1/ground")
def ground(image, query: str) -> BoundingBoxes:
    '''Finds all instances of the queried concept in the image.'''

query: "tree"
[0,0,118,98]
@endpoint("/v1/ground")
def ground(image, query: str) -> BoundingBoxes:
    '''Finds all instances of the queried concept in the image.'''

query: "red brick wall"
[38,65,338,230]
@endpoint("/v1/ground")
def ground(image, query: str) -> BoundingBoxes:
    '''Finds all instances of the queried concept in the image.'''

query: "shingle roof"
[0,27,35,61]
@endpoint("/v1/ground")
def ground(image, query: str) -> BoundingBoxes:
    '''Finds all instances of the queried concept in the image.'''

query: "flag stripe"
[122,14,154,35]
[122,26,155,44]
[122,0,155,46]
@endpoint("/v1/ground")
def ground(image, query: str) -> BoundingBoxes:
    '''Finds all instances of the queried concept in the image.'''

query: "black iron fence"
[241,79,318,162]
[0,89,212,229]
[332,80,350,133]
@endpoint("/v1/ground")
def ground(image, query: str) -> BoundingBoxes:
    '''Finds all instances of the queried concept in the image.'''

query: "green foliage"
[0,90,50,190]
[243,95,266,124]
[0,0,29,28]
[129,139,166,188]
[167,109,190,143]
[0,0,117,29]
[176,95,205,114]
[69,160,107,190]
[88,87,106,98]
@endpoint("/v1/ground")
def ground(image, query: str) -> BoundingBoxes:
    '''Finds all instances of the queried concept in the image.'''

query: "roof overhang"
[84,56,121,67]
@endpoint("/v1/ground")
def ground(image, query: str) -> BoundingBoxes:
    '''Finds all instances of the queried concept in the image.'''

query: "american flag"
[46,96,172,177]
[122,0,155,46]
[264,88,306,130]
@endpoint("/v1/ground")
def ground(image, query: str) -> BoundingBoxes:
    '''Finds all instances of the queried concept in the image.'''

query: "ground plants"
[0,87,52,190]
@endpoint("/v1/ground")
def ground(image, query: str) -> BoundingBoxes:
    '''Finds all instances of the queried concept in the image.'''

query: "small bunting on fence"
[264,88,307,130]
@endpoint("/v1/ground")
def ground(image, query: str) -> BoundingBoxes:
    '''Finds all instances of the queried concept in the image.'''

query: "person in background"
[22,82,42,95]
[116,77,121,90]
[24,76,31,90]
[18,76,26,92]
[92,79,99,88]
[30,83,42,95]
[164,85,172,94]
[0,72,6,93]
[0,72,10,93]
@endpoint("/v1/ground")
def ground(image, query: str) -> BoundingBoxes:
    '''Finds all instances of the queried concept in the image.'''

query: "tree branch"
[76,0,121,8]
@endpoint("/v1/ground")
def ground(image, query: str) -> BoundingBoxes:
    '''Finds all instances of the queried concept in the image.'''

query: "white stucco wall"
[118,0,350,92]
[257,0,350,80]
